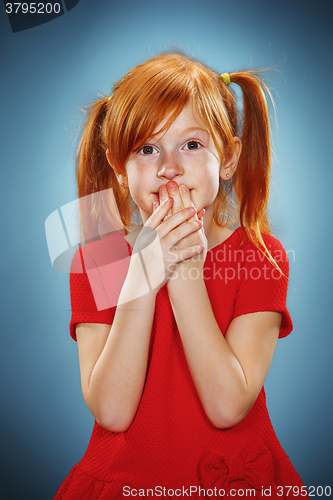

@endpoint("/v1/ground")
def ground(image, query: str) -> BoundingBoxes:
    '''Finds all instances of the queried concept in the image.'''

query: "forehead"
[151,103,210,139]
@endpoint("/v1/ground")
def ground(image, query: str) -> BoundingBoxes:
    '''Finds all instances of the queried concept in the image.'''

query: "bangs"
[104,52,236,173]
[78,50,274,260]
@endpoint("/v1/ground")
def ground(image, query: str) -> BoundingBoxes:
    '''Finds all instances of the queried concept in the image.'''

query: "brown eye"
[139,145,157,155]
[184,141,201,150]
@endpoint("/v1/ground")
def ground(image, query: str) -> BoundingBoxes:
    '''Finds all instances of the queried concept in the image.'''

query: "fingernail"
[180,185,187,193]
[189,207,195,214]
[166,197,172,204]
[167,182,178,193]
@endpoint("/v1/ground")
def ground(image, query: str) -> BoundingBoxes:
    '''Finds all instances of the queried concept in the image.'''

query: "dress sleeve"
[233,236,293,338]
[69,232,131,341]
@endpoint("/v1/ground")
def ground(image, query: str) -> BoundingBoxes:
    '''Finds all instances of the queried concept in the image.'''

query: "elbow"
[95,413,134,433]
[92,398,138,432]
[84,390,137,433]
[96,419,131,433]
[208,413,241,430]
[205,402,251,430]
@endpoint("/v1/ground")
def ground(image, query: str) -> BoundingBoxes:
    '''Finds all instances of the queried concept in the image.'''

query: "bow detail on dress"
[198,440,279,498]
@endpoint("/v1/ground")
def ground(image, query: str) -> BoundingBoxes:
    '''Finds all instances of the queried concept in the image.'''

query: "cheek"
[193,163,220,208]
[204,181,220,206]
[206,158,221,190]
[197,162,220,191]
[127,174,151,211]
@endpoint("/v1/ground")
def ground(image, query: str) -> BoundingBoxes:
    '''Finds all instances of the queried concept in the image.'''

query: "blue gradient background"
[1,0,332,498]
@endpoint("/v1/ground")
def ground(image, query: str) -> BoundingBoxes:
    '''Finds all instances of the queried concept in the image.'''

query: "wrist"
[119,256,159,305]
[167,276,207,311]
[170,260,204,281]
[167,267,205,292]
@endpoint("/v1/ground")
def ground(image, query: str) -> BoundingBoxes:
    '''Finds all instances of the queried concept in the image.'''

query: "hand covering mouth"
[152,188,193,194]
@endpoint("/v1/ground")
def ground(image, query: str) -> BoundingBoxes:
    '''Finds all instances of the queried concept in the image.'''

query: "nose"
[157,152,184,181]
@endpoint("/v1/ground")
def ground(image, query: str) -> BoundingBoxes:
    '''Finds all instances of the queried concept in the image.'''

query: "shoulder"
[231,230,293,338]
[69,233,126,339]
[260,232,289,261]
[230,228,289,271]
[232,227,286,253]
[70,230,130,275]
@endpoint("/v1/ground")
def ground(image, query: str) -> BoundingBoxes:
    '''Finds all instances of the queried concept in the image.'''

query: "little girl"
[55,51,308,499]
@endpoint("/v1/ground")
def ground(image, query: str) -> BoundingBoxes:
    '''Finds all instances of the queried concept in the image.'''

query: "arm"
[76,282,157,433]
[168,279,281,428]
[75,199,204,432]
[164,183,282,428]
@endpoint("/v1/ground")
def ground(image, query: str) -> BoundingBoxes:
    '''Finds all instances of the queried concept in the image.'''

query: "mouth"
[152,189,193,196]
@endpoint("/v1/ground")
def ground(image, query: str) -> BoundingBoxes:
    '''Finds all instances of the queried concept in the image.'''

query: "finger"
[145,197,173,229]
[166,181,184,215]
[153,201,160,212]
[166,219,203,248]
[172,244,205,264]
[159,184,172,219]
[197,208,205,221]
[159,184,168,203]
[157,206,197,240]
[179,184,197,222]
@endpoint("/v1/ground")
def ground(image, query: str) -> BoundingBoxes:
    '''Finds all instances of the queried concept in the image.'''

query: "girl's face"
[124,104,232,224]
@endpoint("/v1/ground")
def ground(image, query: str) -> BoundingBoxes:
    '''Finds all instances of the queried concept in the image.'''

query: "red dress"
[55,227,307,499]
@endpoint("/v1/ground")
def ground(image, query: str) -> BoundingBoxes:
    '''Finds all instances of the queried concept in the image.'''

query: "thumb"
[197,208,205,221]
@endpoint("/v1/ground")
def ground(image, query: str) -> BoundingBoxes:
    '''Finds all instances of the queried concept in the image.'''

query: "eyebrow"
[183,127,209,135]
[144,127,210,145]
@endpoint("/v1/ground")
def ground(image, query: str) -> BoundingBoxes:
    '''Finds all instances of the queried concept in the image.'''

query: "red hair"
[76,51,279,267]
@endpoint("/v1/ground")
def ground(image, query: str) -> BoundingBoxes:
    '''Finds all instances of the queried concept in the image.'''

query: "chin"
[190,191,201,211]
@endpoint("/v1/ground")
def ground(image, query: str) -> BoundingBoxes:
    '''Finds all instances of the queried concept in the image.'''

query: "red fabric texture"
[55,228,307,499]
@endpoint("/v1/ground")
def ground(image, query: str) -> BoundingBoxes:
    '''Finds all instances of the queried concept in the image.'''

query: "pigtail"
[76,96,131,243]
[228,72,281,270]
[73,52,285,275]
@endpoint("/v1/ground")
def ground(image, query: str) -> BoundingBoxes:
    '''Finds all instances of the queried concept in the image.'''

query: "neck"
[203,205,233,251]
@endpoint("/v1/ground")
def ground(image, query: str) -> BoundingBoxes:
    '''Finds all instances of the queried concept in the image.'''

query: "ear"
[106,150,128,188]
[220,137,242,181]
